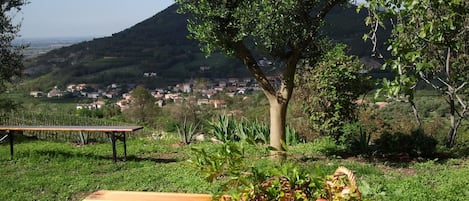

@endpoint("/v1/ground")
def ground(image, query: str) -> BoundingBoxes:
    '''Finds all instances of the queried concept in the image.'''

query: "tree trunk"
[410,100,423,130]
[446,95,456,148]
[268,96,288,160]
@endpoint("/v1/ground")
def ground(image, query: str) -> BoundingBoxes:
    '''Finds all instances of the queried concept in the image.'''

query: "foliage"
[3,138,469,200]
[176,116,200,145]
[190,142,364,201]
[0,0,27,112]
[374,130,438,158]
[310,136,347,156]
[207,115,301,146]
[342,122,372,156]
[162,95,211,133]
[207,115,236,143]
[75,108,104,118]
[285,124,301,146]
[123,85,160,126]
[363,0,469,147]
[176,0,349,153]
[296,43,372,140]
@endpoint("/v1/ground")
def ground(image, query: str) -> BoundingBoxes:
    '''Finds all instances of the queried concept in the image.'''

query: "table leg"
[8,130,14,160]
[122,133,127,161]
[110,132,117,163]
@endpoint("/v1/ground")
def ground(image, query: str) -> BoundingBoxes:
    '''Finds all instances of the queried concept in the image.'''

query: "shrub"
[309,136,347,156]
[342,122,372,156]
[374,130,437,158]
[190,142,363,200]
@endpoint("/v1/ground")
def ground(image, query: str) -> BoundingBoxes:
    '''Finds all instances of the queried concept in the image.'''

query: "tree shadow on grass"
[25,150,179,163]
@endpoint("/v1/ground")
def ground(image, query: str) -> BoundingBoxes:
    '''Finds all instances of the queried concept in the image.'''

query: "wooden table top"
[83,190,214,201]
[0,125,143,132]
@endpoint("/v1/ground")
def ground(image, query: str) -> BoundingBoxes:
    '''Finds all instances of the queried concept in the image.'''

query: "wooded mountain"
[23,4,388,90]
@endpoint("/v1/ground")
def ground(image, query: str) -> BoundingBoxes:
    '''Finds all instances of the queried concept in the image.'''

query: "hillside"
[23,4,389,90]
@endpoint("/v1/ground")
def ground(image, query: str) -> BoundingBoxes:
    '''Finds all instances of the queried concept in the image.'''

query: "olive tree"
[176,0,348,156]
[363,0,469,147]
[0,0,26,111]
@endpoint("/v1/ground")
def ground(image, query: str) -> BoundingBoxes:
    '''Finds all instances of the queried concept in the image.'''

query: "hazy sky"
[15,0,175,38]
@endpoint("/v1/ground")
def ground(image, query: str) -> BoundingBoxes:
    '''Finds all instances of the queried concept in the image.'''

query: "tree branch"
[232,41,276,96]
[445,47,451,84]
[455,93,467,111]
[419,71,444,92]
[455,82,467,93]
[301,0,344,50]
[437,77,453,92]
[316,0,346,21]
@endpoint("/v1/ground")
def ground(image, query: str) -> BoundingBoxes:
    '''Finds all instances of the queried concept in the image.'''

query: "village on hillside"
[28,75,280,112]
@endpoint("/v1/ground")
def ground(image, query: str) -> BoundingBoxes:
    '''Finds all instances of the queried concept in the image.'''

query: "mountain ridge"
[23,4,387,91]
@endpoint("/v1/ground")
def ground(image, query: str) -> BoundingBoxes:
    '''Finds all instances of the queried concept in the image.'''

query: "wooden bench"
[0,126,143,162]
[83,190,214,201]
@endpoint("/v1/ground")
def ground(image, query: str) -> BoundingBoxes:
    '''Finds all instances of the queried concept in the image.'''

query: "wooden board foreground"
[83,190,214,201]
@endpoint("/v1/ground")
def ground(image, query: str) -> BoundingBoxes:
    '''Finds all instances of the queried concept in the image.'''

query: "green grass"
[0,138,215,200]
[1,137,469,201]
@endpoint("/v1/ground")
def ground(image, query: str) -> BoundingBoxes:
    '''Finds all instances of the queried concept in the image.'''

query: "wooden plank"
[0,126,143,132]
[83,190,214,201]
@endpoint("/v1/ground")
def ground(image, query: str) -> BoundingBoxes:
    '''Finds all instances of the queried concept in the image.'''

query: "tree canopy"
[176,0,349,155]
[364,0,468,147]
[0,0,26,111]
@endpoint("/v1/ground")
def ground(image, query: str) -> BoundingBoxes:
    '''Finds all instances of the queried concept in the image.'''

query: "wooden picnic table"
[0,125,143,162]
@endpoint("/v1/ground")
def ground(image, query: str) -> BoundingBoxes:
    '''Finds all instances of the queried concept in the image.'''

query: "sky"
[14,0,175,39]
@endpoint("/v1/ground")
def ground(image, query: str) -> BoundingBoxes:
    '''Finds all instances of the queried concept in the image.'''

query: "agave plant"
[208,115,236,142]
[286,125,301,146]
[251,119,270,144]
[176,116,200,145]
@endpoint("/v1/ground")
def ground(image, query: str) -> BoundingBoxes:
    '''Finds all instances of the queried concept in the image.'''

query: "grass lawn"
[1,137,469,201]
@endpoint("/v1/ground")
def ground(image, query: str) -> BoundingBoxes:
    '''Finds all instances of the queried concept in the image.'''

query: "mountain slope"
[23,4,388,90]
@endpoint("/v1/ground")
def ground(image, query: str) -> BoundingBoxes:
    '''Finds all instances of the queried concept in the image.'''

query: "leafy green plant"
[286,125,301,146]
[207,115,272,145]
[190,142,325,200]
[176,117,199,145]
[247,119,270,144]
[295,44,372,141]
[310,136,347,156]
[208,115,236,143]
[190,141,366,200]
[342,122,372,156]
[374,130,437,158]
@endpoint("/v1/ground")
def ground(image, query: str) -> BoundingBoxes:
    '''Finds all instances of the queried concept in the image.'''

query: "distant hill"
[22,4,389,91]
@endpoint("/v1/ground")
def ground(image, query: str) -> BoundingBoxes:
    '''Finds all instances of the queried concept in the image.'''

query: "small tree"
[364,0,469,148]
[176,0,349,157]
[0,0,27,112]
[296,43,372,140]
[125,85,159,125]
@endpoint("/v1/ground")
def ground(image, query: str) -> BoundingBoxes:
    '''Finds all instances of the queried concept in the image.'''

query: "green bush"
[309,136,347,156]
[189,142,353,200]
[342,122,372,156]
[374,130,438,158]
